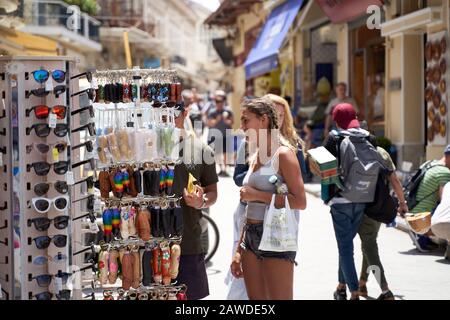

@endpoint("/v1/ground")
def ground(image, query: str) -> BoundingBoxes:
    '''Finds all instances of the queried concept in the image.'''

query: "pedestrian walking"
[324,83,359,137]
[315,103,385,300]
[226,94,306,300]
[206,90,234,176]
[230,97,306,300]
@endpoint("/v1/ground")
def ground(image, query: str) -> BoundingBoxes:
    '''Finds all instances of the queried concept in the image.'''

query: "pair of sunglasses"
[27,161,70,176]
[72,140,94,153]
[71,71,93,83]
[31,70,66,83]
[33,253,68,265]
[71,105,94,118]
[32,272,71,287]
[26,123,69,138]
[28,216,69,231]
[32,196,69,213]
[72,122,96,136]
[32,234,67,249]
[26,86,66,98]
[26,105,67,120]
[34,181,69,196]
[26,142,68,155]
[71,88,96,101]
[34,290,71,300]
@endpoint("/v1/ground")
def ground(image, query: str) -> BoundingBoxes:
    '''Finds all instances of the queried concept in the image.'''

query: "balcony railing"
[24,0,101,43]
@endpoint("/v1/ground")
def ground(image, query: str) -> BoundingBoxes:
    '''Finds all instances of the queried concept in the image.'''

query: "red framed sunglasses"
[26,105,67,120]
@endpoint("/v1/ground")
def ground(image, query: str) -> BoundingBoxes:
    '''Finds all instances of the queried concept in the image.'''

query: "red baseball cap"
[332,103,360,129]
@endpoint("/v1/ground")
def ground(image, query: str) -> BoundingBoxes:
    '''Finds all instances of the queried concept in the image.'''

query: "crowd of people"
[174,85,450,301]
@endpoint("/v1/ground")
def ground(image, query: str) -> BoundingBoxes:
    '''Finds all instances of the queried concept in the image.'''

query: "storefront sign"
[316,0,383,24]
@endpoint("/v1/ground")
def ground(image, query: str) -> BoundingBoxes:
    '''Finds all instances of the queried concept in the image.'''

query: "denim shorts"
[240,223,297,265]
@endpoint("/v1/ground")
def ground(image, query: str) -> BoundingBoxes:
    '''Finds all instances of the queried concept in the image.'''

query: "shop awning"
[316,0,383,24]
[244,0,303,79]
[0,27,57,56]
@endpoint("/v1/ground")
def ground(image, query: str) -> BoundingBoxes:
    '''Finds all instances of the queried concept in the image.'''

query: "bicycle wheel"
[201,214,220,263]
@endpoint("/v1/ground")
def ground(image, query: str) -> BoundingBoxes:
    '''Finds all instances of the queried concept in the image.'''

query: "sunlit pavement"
[205,173,450,300]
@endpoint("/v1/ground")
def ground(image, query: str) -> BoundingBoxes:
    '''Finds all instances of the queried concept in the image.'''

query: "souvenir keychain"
[121,249,133,290]
[98,249,109,285]
[160,241,171,285]
[142,244,153,286]
[111,207,121,238]
[152,246,162,284]
[102,208,113,242]
[108,249,119,284]
[131,246,141,289]
[120,206,129,240]
[128,205,137,237]
[166,165,175,195]
[170,243,181,280]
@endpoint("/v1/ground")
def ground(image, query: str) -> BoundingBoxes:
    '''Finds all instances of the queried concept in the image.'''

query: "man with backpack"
[405,145,450,252]
[319,103,386,300]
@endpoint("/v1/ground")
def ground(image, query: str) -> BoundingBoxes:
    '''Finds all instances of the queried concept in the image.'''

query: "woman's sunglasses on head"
[26,105,67,120]
[25,85,66,99]
[31,69,66,84]
[26,123,69,138]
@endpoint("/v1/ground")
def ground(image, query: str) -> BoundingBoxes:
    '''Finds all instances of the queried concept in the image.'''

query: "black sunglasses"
[26,160,70,176]
[32,272,71,287]
[26,85,66,98]
[56,289,71,300]
[71,105,94,118]
[74,175,95,189]
[72,158,95,170]
[34,181,69,196]
[28,216,70,232]
[26,142,68,155]
[33,234,67,249]
[72,140,94,153]
[26,123,69,138]
[72,122,96,136]
[34,290,71,300]
[72,194,95,210]
[71,71,93,83]
[71,88,96,100]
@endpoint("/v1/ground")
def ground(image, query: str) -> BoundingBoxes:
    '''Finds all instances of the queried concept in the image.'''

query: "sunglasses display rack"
[0,56,92,300]
[79,68,192,299]
[0,64,13,300]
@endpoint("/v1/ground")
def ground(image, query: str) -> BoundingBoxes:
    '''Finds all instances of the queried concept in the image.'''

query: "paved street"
[205,174,450,300]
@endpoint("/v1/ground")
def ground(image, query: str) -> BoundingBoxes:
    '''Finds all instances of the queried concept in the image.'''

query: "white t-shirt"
[431,182,450,225]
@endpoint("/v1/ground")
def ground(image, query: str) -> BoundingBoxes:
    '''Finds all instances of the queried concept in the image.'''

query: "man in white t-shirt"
[324,82,359,137]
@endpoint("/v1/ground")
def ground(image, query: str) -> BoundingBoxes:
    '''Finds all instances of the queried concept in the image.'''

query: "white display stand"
[0,56,86,300]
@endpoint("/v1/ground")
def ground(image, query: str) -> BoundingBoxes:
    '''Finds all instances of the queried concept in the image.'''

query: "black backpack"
[403,161,444,211]
[365,169,398,224]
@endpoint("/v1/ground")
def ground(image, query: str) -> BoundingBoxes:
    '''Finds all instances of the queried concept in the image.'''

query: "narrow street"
[205,175,450,300]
